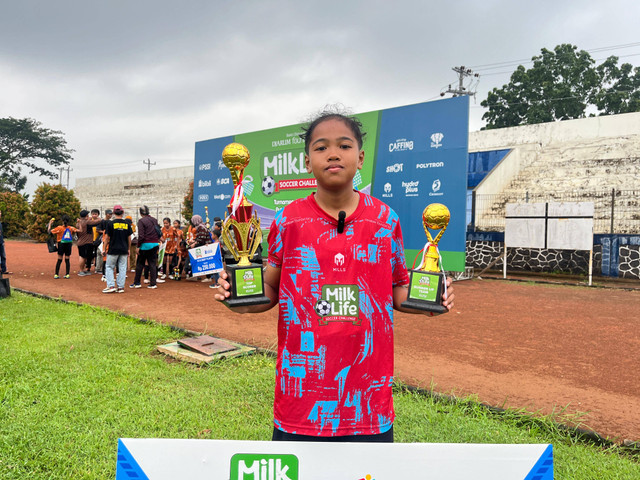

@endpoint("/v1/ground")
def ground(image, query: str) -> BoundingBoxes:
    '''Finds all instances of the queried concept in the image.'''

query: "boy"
[215,111,454,443]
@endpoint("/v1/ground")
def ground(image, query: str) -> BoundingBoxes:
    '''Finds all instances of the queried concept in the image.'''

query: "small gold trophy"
[401,203,450,313]
[220,143,270,307]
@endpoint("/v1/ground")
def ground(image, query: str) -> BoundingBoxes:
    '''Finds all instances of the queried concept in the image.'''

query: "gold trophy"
[401,203,450,313]
[220,143,270,307]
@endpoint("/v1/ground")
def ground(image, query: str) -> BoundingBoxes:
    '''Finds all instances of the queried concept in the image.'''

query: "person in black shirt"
[102,205,132,293]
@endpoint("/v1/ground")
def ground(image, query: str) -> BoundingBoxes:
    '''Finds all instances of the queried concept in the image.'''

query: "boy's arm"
[214,264,280,314]
[392,277,454,316]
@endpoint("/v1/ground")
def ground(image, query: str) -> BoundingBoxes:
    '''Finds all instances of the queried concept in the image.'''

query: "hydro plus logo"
[314,285,360,325]
[402,180,419,197]
[388,138,414,152]
[230,454,298,480]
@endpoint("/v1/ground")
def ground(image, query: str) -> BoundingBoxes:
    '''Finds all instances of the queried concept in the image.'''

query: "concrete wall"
[74,166,193,222]
[470,112,640,234]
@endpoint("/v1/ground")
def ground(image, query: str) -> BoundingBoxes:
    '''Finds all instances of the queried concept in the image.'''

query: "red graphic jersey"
[268,192,409,436]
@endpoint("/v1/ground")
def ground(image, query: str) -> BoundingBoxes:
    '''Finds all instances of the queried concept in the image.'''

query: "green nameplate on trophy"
[224,263,270,307]
[402,269,447,313]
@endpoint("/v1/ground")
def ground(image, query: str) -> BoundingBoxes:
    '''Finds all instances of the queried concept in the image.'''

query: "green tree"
[0,169,27,194]
[0,117,74,193]
[0,190,30,237]
[594,56,640,115]
[481,44,601,129]
[28,183,81,242]
[182,180,193,221]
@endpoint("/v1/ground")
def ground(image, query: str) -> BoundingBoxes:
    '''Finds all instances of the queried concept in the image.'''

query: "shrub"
[0,191,30,237]
[28,183,81,242]
[182,180,193,221]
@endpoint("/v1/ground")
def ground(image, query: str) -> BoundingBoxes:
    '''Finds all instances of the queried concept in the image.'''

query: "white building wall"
[74,166,193,222]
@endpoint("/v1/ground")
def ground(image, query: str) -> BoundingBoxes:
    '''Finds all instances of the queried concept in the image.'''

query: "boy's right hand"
[213,271,231,302]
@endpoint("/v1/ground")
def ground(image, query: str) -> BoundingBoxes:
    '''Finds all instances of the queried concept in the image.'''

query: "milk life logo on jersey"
[314,284,361,325]
[230,453,298,480]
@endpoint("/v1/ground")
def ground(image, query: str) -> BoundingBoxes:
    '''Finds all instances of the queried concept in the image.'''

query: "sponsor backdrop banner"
[194,97,468,271]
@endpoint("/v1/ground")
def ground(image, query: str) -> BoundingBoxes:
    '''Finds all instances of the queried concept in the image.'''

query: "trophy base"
[401,269,447,314]
[223,263,271,308]
[401,298,448,314]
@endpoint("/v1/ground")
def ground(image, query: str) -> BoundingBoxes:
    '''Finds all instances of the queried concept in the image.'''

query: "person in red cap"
[102,205,133,293]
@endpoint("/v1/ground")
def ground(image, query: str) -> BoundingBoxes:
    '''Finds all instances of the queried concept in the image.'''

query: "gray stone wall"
[466,241,609,276]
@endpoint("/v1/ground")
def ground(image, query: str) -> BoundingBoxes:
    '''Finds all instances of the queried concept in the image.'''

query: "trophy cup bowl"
[401,203,450,313]
[220,142,270,307]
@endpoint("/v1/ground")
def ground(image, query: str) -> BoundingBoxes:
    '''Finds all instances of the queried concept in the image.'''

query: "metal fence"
[470,189,640,234]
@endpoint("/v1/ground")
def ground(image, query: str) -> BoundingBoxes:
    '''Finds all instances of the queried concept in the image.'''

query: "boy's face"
[91,212,99,219]
[305,118,364,192]
[164,219,170,228]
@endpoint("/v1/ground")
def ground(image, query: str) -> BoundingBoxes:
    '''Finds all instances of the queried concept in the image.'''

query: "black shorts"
[57,242,73,256]
[272,425,393,443]
[78,243,93,259]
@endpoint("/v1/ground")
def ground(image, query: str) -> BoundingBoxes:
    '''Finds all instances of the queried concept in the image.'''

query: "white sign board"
[116,438,553,480]
[505,202,594,251]
[505,203,546,248]
[546,202,594,250]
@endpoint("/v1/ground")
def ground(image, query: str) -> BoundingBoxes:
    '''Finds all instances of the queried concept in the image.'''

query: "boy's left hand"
[441,276,454,312]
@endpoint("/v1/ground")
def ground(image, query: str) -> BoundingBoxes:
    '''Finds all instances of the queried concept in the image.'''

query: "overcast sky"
[2,0,639,195]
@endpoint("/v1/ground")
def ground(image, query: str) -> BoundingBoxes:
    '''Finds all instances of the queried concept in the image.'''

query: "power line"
[469,41,640,72]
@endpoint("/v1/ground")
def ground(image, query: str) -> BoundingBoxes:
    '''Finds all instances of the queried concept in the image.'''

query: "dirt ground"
[3,240,640,443]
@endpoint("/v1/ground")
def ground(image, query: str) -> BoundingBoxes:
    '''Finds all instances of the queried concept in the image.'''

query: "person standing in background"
[0,210,10,275]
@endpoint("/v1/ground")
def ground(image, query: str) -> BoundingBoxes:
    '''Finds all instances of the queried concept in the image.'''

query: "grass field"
[0,292,638,479]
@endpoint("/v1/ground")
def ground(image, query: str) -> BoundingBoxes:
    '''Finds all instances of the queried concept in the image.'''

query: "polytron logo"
[230,453,299,480]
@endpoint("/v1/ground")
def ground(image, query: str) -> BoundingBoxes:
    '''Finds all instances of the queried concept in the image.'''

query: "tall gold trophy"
[220,143,270,307]
[401,203,450,313]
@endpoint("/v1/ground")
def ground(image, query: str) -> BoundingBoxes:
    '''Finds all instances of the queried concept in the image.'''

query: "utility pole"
[143,158,156,171]
[442,66,479,97]
[65,166,72,189]
[59,166,72,188]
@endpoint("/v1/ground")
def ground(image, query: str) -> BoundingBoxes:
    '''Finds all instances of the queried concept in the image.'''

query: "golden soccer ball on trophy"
[222,143,250,185]
[423,203,450,230]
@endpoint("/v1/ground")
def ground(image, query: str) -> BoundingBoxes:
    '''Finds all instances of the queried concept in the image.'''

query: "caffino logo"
[388,138,414,152]
[430,132,444,148]
[198,194,209,202]
[216,177,230,185]
[198,179,211,188]
[382,182,393,198]
[386,163,403,173]
[429,179,443,197]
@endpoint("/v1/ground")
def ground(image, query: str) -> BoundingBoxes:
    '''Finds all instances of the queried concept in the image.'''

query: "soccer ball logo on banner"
[262,176,276,196]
